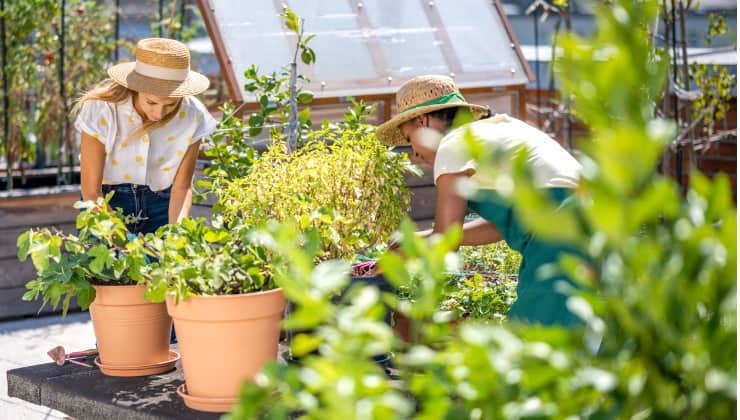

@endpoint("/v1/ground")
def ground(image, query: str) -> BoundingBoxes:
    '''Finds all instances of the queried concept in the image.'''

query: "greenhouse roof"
[198,0,534,102]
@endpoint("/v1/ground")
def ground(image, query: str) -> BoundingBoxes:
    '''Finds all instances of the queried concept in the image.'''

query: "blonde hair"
[73,79,183,142]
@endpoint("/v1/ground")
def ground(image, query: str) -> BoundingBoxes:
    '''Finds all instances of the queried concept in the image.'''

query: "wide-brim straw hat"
[376,75,489,146]
[107,38,209,98]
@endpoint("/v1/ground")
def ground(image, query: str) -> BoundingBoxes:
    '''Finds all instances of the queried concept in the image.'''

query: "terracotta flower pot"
[89,284,176,376]
[166,288,286,413]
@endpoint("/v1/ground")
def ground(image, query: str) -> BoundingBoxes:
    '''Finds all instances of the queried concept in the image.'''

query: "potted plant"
[214,112,413,351]
[16,194,177,376]
[142,217,286,413]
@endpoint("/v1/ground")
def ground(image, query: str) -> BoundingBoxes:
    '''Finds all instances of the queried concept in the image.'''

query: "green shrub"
[217,125,413,261]
[143,218,276,303]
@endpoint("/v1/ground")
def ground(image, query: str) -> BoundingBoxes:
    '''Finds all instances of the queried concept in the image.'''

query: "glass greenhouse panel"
[288,0,378,82]
[362,0,449,77]
[204,0,531,100]
[436,0,525,76]
[210,0,290,95]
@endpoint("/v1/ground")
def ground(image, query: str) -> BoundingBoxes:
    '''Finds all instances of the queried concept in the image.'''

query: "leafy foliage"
[227,0,736,418]
[217,123,412,261]
[689,13,736,132]
[143,217,276,303]
[1,0,119,176]
[241,5,316,140]
[17,194,151,315]
[459,241,521,276]
[194,102,256,203]
[439,272,516,323]
[149,0,204,42]
[195,5,317,202]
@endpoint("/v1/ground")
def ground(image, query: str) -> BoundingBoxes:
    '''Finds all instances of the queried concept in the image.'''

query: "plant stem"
[0,0,10,190]
[286,19,304,153]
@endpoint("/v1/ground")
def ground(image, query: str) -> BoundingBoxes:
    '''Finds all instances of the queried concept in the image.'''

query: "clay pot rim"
[92,284,144,289]
[166,287,283,302]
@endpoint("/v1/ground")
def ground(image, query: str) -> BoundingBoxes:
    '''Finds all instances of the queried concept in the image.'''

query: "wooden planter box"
[0,186,81,320]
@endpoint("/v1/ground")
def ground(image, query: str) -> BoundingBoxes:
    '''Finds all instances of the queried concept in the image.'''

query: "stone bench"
[6,354,223,420]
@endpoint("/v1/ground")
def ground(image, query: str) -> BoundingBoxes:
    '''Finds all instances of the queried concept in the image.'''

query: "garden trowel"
[47,345,97,368]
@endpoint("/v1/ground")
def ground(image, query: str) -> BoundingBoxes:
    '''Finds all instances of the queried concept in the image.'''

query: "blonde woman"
[377,75,582,327]
[74,37,217,234]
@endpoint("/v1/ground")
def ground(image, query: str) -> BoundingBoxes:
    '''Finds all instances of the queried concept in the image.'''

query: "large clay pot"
[167,288,286,413]
[89,284,177,376]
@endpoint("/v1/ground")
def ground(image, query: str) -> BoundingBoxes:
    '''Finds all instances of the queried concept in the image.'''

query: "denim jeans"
[101,184,171,235]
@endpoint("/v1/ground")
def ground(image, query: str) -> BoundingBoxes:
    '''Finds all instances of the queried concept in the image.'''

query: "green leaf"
[77,286,96,310]
[298,107,311,125]
[290,333,322,357]
[300,48,315,65]
[204,230,230,243]
[297,90,314,104]
[311,260,350,295]
[17,231,30,261]
[88,244,113,275]
[281,7,299,32]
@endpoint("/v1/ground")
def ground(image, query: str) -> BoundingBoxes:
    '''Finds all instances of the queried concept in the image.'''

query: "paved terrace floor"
[1,312,94,419]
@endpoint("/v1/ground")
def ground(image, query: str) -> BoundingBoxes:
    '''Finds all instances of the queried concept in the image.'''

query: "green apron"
[468,188,580,327]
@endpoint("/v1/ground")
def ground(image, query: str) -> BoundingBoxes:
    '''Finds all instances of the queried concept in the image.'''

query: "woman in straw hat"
[377,75,582,326]
[73,37,217,234]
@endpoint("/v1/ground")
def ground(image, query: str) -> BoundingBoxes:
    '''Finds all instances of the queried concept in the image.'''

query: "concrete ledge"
[7,356,221,420]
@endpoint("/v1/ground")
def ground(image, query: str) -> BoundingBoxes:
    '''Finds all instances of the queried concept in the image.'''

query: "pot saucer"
[176,384,238,413]
[94,350,180,377]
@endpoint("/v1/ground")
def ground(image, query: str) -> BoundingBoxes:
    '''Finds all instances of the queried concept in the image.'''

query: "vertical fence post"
[114,0,120,61]
[56,0,68,185]
[179,0,186,40]
[1,0,10,190]
[563,1,573,151]
[532,10,541,130]
[158,0,164,37]
[670,0,683,188]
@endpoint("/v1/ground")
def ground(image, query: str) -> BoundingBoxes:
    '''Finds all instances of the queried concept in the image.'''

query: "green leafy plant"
[439,272,516,323]
[2,0,119,185]
[143,217,277,303]
[194,102,256,203]
[226,0,736,418]
[16,194,151,315]
[149,0,204,42]
[403,242,520,323]
[195,6,316,203]
[241,6,316,141]
[689,13,736,133]
[217,122,413,261]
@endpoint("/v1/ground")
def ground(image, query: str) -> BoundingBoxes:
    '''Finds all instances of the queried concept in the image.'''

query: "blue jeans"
[101,184,171,234]
[99,183,177,343]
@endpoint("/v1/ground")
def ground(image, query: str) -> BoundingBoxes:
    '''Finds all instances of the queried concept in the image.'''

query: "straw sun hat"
[107,38,209,98]
[376,75,489,147]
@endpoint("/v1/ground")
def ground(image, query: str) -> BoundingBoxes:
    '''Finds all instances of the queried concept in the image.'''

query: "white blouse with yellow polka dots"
[74,96,217,191]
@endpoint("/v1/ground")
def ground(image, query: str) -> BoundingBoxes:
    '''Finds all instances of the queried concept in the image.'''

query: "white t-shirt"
[74,96,217,191]
[434,114,581,189]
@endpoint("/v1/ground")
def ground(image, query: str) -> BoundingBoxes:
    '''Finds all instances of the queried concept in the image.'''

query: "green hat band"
[400,91,467,113]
